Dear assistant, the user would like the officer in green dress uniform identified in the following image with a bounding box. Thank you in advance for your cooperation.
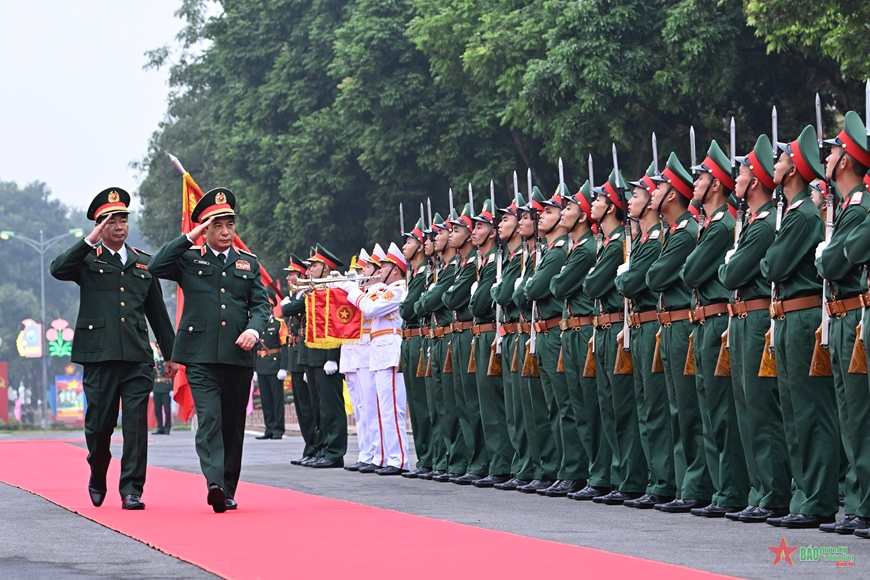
[468,199,513,488]
[684,140,750,517]
[647,152,714,513]
[443,203,490,484]
[524,186,588,498]
[417,212,466,481]
[149,187,271,512]
[491,195,538,490]
[512,188,559,493]
[254,291,289,440]
[51,188,177,510]
[551,182,612,500]
[400,218,434,478]
[152,353,173,434]
[761,125,838,528]
[718,134,792,523]
[585,168,647,505]
[616,166,678,509]
[817,111,870,534]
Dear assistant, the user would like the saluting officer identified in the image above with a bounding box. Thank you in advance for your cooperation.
[255,290,289,440]
[51,188,177,510]
[149,188,271,512]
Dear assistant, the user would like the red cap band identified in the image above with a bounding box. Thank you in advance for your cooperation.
[702,156,735,191]
[603,181,624,210]
[789,139,816,183]
[746,151,776,190]
[312,252,339,271]
[662,168,693,199]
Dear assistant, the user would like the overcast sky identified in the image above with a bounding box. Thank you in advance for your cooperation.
[0,0,186,211]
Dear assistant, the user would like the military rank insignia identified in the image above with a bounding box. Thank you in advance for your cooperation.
[135,263,148,270]
[236,260,251,271]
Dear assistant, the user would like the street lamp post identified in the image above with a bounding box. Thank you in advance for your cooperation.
[1,228,83,428]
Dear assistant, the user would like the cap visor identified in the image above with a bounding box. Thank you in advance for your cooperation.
[776,142,789,153]
[735,155,751,167]
[823,137,839,146]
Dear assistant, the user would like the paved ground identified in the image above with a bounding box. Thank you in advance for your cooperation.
[2,430,868,579]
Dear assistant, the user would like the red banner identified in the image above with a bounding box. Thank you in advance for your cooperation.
[304,288,363,349]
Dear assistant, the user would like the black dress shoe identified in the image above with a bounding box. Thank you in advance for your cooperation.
[624,493,648,508]
[402,467,432,479]
[568,486,611,501]
[376,465,407,476]
[344,461,366,472]
[152,430,166,435]
[300,456,321,467]
[855,528,870,538]
[741,506,788,523]
[225,498,238,510]
[311,457,344,469]
[358,463,379,473]
[208,485,227,513]
[659,498,709,513]
[121,494,145,510]
[255,434,272,440]
[633,494,675,509]
[291,456,312,466]
[434,472,462,482]
[453,473,483,485]
[594,490,644,505]
[820,514,855,533]
[545,479,587,497]
[421,470,443,481]
[835,516,869,535]
[691,503,745,518]
[495,478,528,491]
[537,480,563,496]
[726,505,756,521]
[88,486,106,507]
[473,474,512,488]
[781,513,836,529]
[516,479,555,494]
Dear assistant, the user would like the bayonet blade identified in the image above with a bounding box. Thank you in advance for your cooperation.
[588,154,595,189]
[612,143,622,189]
[866,79,870,145]
[730,117,737,166]
[427,197,433,228]
[558,157,565,189]
[816,93,824,144]
[420,203,425,233]
[399,202,405,234]
[652,133,659,175]
[449,188,454,217]
[468,183,474,216]
[490,180,496,221]
[689,126,697,168]
[513,170,520,207]
[772,106,778,157]
[527,168,532,199]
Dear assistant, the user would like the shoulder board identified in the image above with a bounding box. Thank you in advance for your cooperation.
[850,191,864,206]
[575,237,589,247]
[553,240,566,248]
[190,245,202,250]
[675,220,689,230]
[131,246,153,257]
[466,256,475,264]
[235,246,257,258]
[610,232,621,240]
[790,199,805,209]
[649,230,661,240]
[417,265,426,274]
[711,211,725,222]
[755,211,770,220]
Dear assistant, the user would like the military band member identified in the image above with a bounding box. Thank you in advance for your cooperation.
[761,126,837,528]
[149,188,270,512]
[683,141,749,517]
[585,169,647,505]
[719,134,791,523]
[255,290,289,440]
[51,188,177,510]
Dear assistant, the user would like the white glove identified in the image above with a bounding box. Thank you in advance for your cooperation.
[277,369,288,380]
[302,372,308,383]
[616,262,630,276]
[252,372,258,382]
[337,280,357,294]
[724,249,736,264]
[815,240,829,259]
[324,360,338,375]
[280,296,291,306]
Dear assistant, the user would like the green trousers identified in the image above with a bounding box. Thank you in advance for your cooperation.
[661,320,713,501]
[452,329,489,475]
[537,328,588,480]
[774,307,839,516]
[694,313,750,507]
[82,361,152,498]
[474,330,513,475]
[504,334,537,480]
[730,311,791,509]
[307,365,347,462]
[435,336,466,474]
[563,325,609,488]
[833,309,870,517]
[424,337,448,472]
[186,363,253,498]
[630,321,676,497]
[594,324,647,493]
[258,374,285,438]
[290,370,320,457]
[402,335,433,469]
[517,331,558,480]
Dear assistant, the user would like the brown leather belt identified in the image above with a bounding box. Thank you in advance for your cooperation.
[500,322,518,336]
[371,328,401,339]
[402,328,424,338]
[471,322,497,336]
[629,310,658,328]
[827,295,864,318]
[560,315,594,330]
[534,316,562,334]
[657,308,693,326]
[433,324,453,338]
[422,325,432,338]
[519,322,532,334]
[452,321,474,332]
[690,302,729,324]
[728,298,770,318]
[770,295,823,319]
[594,312,624,328]
[258,347,281,357]
[287,336,299,346]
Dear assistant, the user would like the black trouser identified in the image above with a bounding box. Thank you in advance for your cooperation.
[153,389,172,433]
[82,361,153,498]
[258,374,286,437]
[312,366,347,461]
[291,371,320,456]
[185,363,253,499]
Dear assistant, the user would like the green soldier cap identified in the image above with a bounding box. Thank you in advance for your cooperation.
[689,199,701,219]
[283,252,309,274]
[404,217,425,244]
[691,140,735,191]
[736,134,776,190]
[651,152,694,200]
[569,180,594,216]
[87,187,131,221]
[471,199,499,225]
[499,192,526,217]
[519,186,545,214]
[427,211,444,234]
[434,209,457,231]
[727,193,739,218]
[309,243,344,270]
[776,125,825,183]
[542,183,569,209]
[592,167,629,210]
[628,162,656,191]
[191,187,237,223]
[824,110,870,169]
[450,202,474,229]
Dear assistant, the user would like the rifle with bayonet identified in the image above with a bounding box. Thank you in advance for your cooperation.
[810,94,834,377]
[613,144,633,375]
[488,179,504,376]
[583,155,598,378]
[716,118,738,377]
[759,106,780,378]
[522,168,541,377]
[685,128,699,376]
[849,81,870,374]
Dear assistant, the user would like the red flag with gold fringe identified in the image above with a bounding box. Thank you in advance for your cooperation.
[304,288,363,349]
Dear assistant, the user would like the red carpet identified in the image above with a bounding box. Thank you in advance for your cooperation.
[0,440,734,580]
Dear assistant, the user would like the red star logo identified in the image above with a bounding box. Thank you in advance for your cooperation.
[769,536,799,566]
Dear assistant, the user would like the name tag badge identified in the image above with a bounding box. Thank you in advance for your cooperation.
[236,260,251,271]
[193,259,209,265]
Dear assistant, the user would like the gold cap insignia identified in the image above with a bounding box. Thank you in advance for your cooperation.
[215,192,227,204]
[108,191,120,203]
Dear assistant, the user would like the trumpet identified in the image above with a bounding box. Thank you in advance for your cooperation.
[293,274,377,289]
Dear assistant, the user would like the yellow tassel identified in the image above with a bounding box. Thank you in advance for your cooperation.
[416,348,425,378]
[684,332,696,376]
[487,340,503,376]
[848,327,867,374]
[651,327,664,373]
[510,339,519,373]
[583,336,596,378]
[714,330,731,377]
[809,326,833,377]
[444,341,454,373]
[758,328,777,377]
[613,331,633,375]
[467,342,477,374]
[557,347,565,373]
[521,343,539,377]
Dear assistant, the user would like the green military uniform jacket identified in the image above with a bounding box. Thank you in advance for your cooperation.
[817,185,870,299]
[682,204,735,306]
[647,212,698,310]
[512,247,539,319]
[50,239,176,364]
[255,314,289,374]
[149,236,270,367]
[470,248,498,324]
[616,223,662,311]
[401,262,428,328]
[525,235,570,319]
[550,231,596,317]
[492,244,524,323]
[417,258,457,327]
[718,200,776,299]
[443,249,477,322]
[585,226,626,314]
